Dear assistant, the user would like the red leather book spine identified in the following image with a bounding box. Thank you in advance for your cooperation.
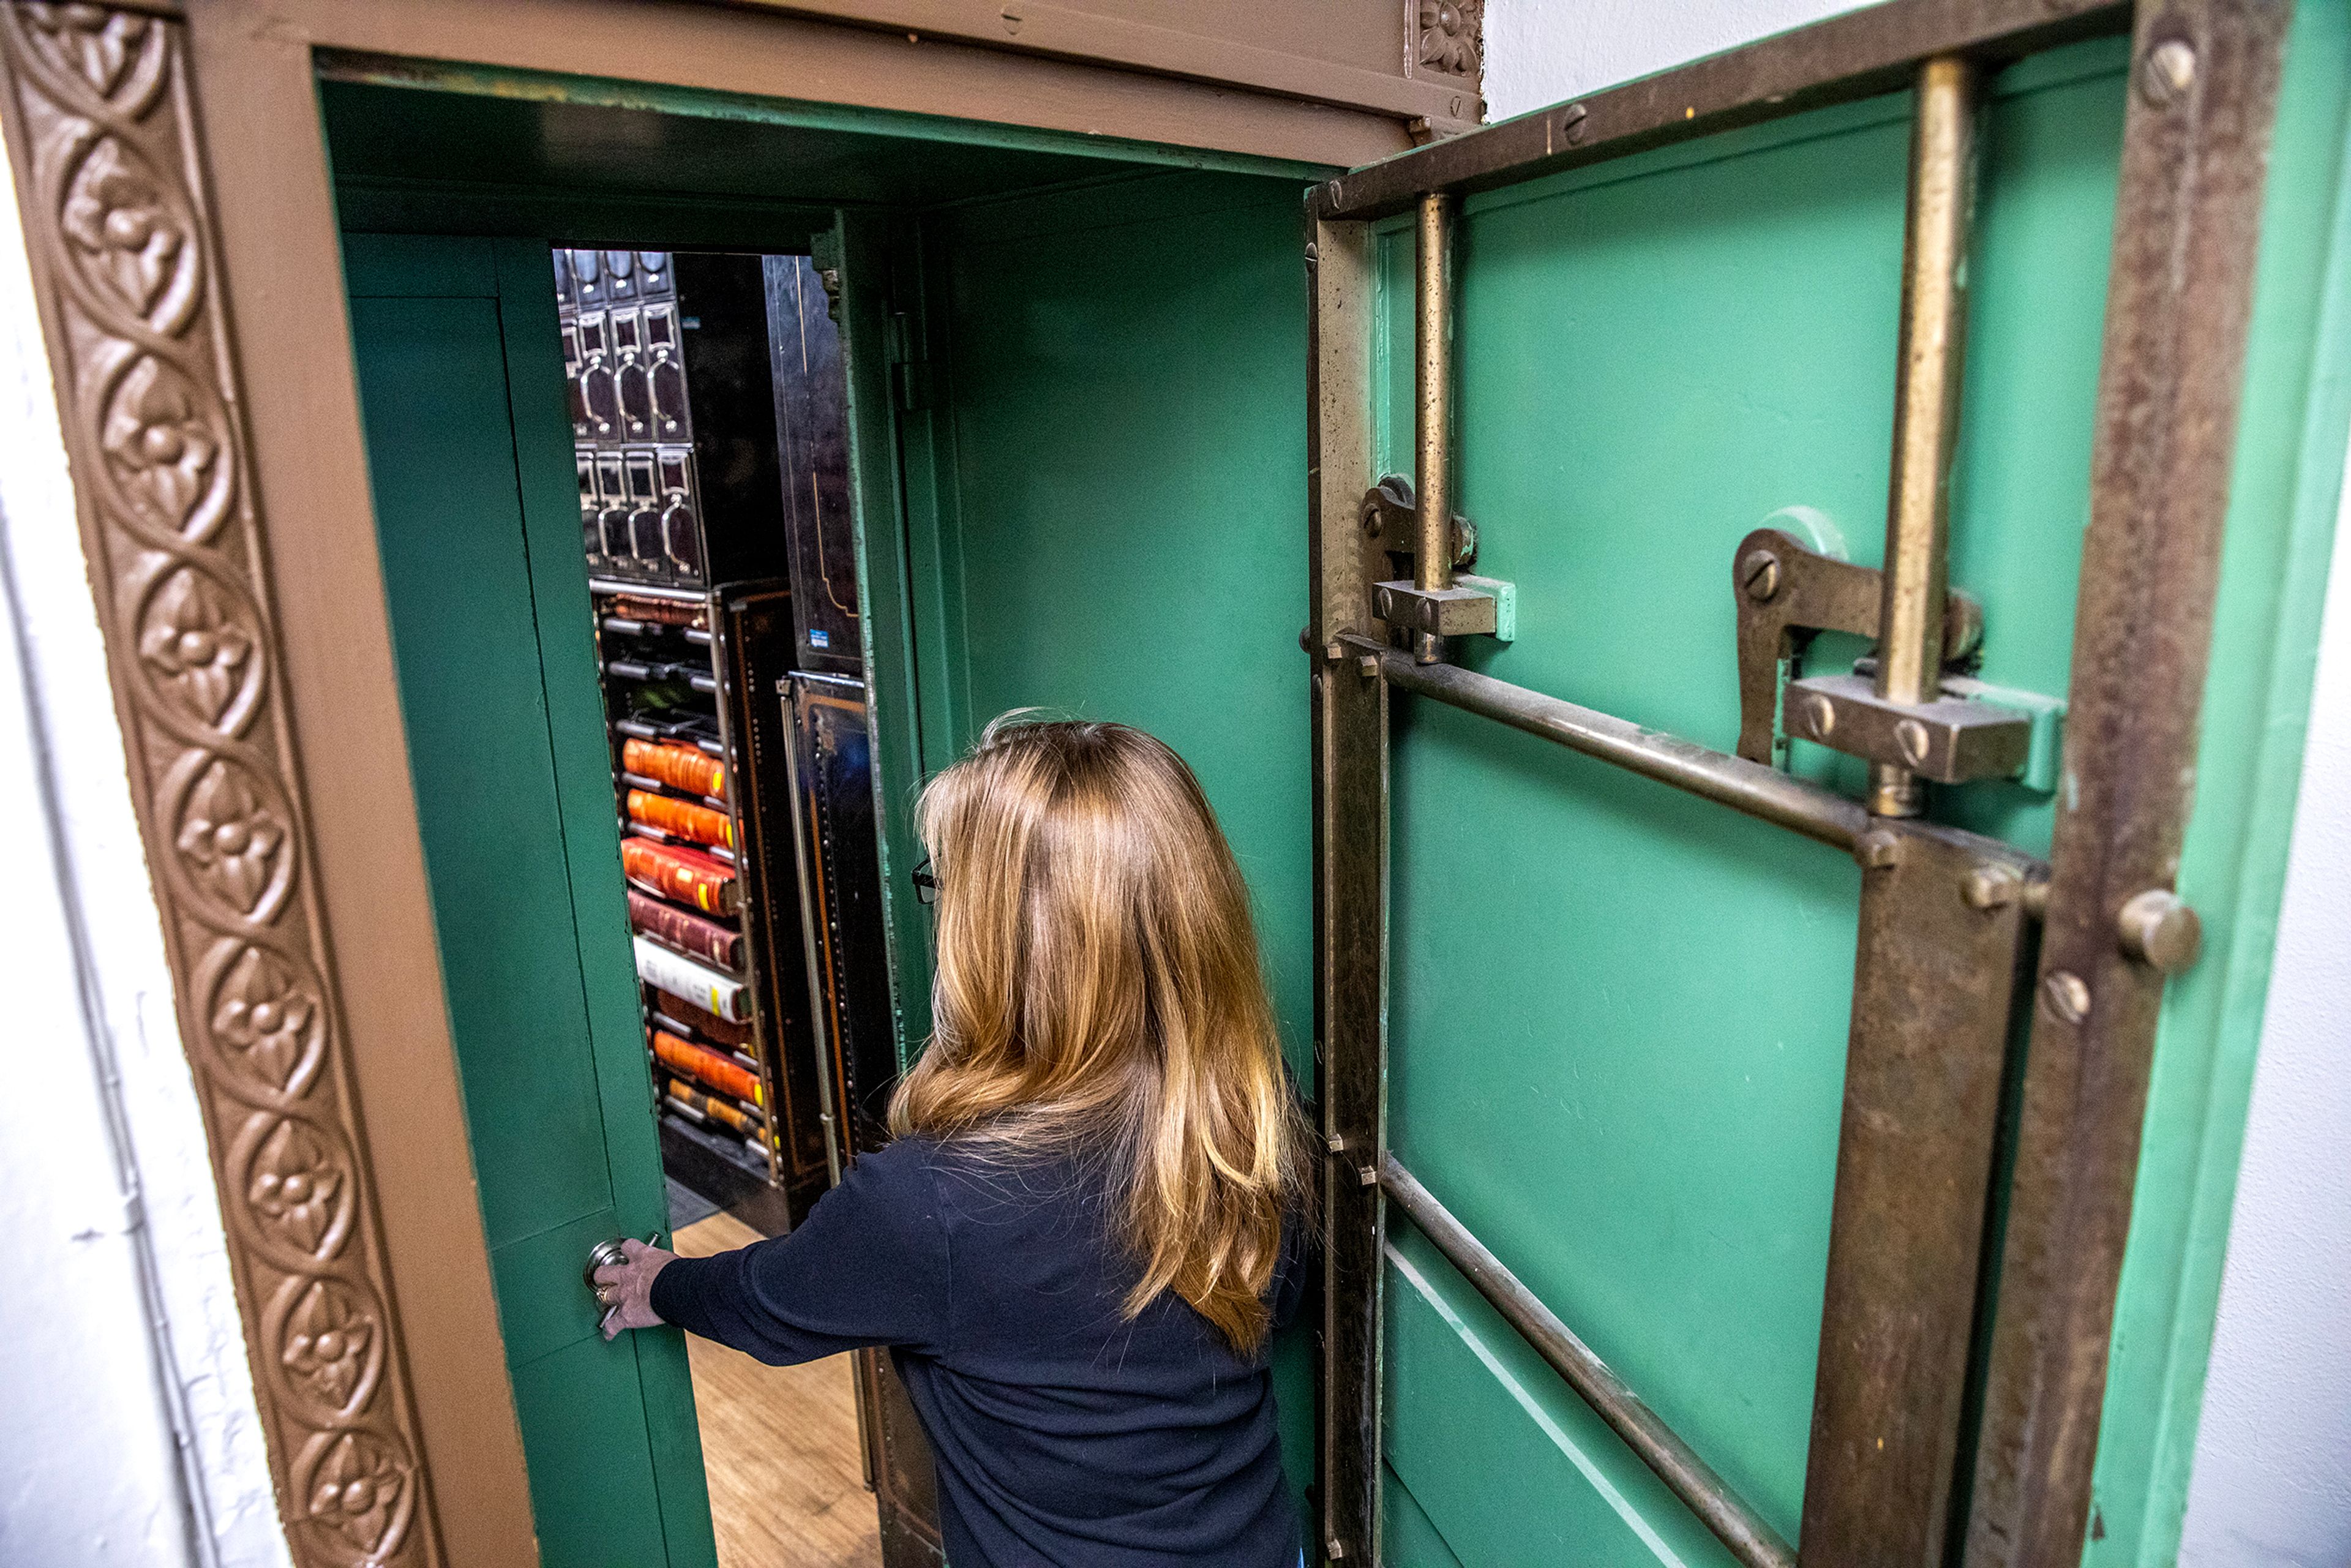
[650,991,754,1050]
[620,836,738,914]
[628,889,741,969]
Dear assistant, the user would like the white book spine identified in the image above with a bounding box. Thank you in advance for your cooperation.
[632,936,748,1022]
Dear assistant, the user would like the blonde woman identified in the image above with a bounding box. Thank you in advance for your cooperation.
[595,716,1315,1567]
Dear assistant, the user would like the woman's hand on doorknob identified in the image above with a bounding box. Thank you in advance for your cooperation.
[593,1238,675,1339]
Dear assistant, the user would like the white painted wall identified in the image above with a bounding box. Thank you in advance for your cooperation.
[0,130,290,1568]
[1483,0,1867,121]
[2177,451,2351,1568]
[1484,2,2351,1563]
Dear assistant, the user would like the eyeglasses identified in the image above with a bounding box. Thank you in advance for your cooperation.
[910,856,940,906]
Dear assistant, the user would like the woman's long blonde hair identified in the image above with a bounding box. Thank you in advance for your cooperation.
[888,715,1310,1354]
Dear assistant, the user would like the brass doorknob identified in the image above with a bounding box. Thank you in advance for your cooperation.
[583,1237,630,1290]
[582,1232,660,1291]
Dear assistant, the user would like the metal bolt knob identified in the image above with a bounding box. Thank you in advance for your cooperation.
[2118,888,2202,973]
[1854,828,1902,870]
[582,1237,630,1289]
[1963,865,2022,910]
[1740,549,1782,602]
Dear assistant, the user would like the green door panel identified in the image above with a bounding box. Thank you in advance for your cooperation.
[347,234,716,1568]
[1355,17,2351,1565]
[1370,43,2129,1550]
[1383,1467,1466,1568]
[1387,1226,1734,1568]
[510,1333,670,1568]
[353,293,623,1256]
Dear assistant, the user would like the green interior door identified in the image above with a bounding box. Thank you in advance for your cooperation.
[860,169,1328,1530]
[345,233,717,1568]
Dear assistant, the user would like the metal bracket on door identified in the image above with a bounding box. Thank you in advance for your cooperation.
[1362,475,1475,568]
[1731,525,1987,764]
[1362,476,1515,643]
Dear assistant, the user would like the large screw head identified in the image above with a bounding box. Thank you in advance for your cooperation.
[1374,587,1397,620]
[2041,970,2092,1024]
[1740,549,1782,602]
[1894,717,1933,768]
[1561,102,1590,144]
[1799,691,1836,739]
[2141,38,2195,106]
[2118,888,2202,973]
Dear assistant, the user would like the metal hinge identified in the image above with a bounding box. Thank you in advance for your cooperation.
[886,312,934,411]
[1362,473,1474,567]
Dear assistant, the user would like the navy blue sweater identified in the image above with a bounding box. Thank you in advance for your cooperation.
[650,1135,1307,1567]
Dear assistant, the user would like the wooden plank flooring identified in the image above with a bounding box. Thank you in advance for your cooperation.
[675,1212,881,1568]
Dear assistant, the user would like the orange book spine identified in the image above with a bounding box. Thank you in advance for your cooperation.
[665,1077,762,1138]
[651,1029,762,1107]
[627,789,734,850]
[621,737,727,800]
[620,836,737,915]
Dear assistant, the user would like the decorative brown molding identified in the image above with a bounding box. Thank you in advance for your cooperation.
[1409,0,1480,81]
[718,0,1467,129]
[0,7,440,1566]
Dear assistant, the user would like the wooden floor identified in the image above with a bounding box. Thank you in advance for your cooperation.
[674,1212,882,1568]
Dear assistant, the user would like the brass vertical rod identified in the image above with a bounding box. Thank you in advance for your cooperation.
[1414,190,1454,664]
[1871,54,1978,817]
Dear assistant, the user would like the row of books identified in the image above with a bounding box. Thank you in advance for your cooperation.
[595,597,779,1171]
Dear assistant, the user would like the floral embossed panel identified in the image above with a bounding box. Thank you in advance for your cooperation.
[0,7,443,1565]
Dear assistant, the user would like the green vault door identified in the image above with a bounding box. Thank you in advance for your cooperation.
[348,234,718,1568]
[1303,4,2350,1568]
